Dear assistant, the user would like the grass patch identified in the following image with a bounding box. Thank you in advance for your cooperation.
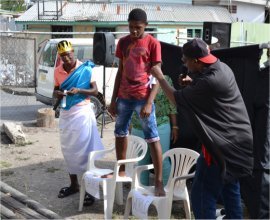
[0,161,12,168]
[15,141,33,147]
[15,157,30,161]
[46,167,60,173]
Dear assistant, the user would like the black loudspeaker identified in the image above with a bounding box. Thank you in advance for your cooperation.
[93,32,115,66]
[203,22,231,48]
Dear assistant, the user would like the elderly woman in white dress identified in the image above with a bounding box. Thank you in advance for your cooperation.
[53,40,104,206]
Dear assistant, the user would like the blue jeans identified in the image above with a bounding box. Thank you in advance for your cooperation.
[191,155,243,219]
[114,98,159,142]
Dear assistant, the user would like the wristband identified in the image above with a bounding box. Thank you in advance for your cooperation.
[77,88,81,93]
[172,126,179,129]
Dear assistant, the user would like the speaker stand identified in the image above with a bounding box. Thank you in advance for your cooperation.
[96,65,114,138]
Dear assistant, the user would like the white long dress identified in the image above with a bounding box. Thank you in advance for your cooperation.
[59,103,104,174]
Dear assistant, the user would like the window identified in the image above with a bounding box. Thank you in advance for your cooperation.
[187,29,193,38]
[39,42,57,67]
[39,43,93,67]
[51,26,73,38]
[187,29,202,38]
[220,5,237,14]
[145,28,157,38]
[195,29,201,38]
[73,45,93,62]
[96,27,116,33]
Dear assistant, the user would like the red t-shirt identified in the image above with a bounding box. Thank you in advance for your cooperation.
[115,34,161,100]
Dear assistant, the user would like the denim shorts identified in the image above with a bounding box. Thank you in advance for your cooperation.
[114,98,160,143]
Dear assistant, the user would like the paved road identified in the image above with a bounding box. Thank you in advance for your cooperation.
[0,89,48,126]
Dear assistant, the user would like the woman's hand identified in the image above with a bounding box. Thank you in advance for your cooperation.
[67,87,80,95]
[171,126,179,144]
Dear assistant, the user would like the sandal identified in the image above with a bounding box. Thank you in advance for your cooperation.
[58,186,79,198]
[83,193,95,206]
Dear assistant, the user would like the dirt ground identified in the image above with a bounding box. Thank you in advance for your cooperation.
[1,120,188,219]
[1,121,120,219]
[0,86,186,219]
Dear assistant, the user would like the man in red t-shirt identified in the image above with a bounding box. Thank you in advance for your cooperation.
[109,8,165,196]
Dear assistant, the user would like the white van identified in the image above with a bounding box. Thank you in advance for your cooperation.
[35,38,118,115]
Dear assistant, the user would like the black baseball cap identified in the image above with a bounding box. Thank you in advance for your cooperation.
[183,38,217,64]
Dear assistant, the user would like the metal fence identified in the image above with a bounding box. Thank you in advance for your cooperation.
[0,31,111,123]
[0,33,47,124]
[0,35,36,87]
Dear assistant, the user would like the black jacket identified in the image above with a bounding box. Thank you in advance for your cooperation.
[174,60,253,183]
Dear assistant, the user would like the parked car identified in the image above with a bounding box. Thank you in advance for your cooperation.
[35,38,118,116]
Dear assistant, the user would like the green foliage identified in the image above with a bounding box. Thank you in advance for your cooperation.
[1,0,26,12]
[0,161,12,168]
[46,167,60,173]
[15,156,31,161]
[15,141,33,147]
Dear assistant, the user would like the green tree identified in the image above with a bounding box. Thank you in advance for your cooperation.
[0,0,26,12]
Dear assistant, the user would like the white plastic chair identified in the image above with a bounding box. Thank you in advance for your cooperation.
[124,148,199,219]
[78,135,148,219]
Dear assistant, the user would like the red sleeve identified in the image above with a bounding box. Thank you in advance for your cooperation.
[151,38,161,63]
[115,39,123,59]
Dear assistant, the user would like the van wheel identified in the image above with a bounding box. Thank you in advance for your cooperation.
[90,96,103,117]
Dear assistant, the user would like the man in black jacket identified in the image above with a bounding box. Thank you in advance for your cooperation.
[240,48,269,219]
[151,38,253,219]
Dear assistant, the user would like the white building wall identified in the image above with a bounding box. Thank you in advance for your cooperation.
[233,0,266,6]
[232,2,266,22]
[193,0,267,23]
[84,0,192,3]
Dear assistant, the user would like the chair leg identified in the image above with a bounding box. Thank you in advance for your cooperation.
[124,192,132,219]
[115,182,123,205]
[103,181,115,219]
[183,199,191,219]
[183,190,191,220]
[157,206,171,219]
[78,178,86,211]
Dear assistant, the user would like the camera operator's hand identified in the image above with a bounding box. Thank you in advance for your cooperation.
[178,74,192,87]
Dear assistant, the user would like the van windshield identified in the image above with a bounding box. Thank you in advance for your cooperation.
[73,45,93,62]
[39,43,93,67]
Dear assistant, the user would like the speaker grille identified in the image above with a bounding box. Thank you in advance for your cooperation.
[93,33,106,65]
[93,32,115,66]
[203,22,231,49]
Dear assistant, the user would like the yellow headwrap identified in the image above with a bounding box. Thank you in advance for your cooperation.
[57,40,73,54]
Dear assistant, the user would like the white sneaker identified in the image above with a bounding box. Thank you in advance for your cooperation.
[216,208,226,219]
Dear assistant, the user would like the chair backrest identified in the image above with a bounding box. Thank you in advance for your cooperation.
[163,148,199,190]
[125,135,148,176]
